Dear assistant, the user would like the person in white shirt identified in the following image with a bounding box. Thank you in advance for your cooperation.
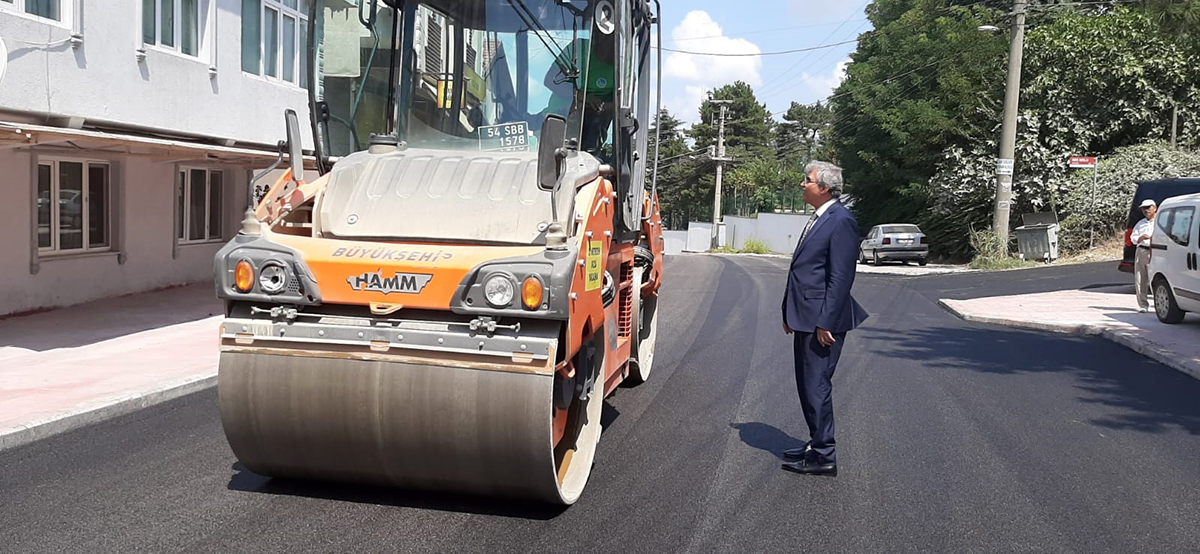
[1132,199,1158,313]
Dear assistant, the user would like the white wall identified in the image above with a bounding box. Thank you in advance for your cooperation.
[688,213,810,254]
[686,222,725,252]
[662,230,687,255]
[0,0,312,148]
[0,148,249,315]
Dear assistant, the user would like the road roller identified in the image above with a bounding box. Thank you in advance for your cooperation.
[213,0,665,504]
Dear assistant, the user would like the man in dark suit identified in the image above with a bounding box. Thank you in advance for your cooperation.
[780,161,869,476]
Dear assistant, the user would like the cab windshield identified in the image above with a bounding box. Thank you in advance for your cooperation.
[311,0,595,158]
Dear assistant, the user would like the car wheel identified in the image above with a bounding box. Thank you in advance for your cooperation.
[1154,277,1186,324]
[918,258,928,267]
[872,250,880,266]
[859,249,868,265]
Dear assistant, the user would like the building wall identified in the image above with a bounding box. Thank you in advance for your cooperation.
[0,0,312,148]
[0,148,249,315]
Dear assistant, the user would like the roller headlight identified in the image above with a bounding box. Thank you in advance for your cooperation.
[258,262,289,294]
[484,274,515,307]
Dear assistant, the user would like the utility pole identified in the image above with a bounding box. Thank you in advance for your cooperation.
[710,100,733,250]
[1171,101,1179,148]
[992,0,1027,249]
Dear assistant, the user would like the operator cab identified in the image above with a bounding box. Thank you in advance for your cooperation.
[301,0,655,242]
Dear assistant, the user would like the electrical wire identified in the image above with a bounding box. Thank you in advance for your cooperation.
[671,19,869,42]
[655,39,860,57]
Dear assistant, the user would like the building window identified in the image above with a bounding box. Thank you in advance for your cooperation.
[143,0,203,56]
[1,0,63,22]
[177,168,224,243]
[242,0,308,86]
[37,159,110,253]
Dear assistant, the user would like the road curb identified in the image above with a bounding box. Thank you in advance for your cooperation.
[938,300,1200,382]
[0,374,217,453]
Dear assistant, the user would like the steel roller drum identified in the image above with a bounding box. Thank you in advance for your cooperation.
[218,348,602,505]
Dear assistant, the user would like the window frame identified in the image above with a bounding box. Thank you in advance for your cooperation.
[0,0,72,27]
[176,166,226,245]
[1160,206,1195,247]
[35,157,112,256]
[143,0,204,57]
[242,0,309,86]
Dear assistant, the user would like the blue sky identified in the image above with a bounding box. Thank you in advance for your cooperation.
[654,0,872,124]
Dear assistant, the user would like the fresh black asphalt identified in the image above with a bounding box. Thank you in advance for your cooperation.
[2,256,1197,553]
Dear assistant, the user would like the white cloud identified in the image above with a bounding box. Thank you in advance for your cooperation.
[800,59,850,100]
[662,11,762,122]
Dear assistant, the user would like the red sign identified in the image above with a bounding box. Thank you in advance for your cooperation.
[1069,156,1097,168]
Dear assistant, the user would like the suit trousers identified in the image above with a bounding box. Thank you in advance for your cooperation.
[793,330,846,464]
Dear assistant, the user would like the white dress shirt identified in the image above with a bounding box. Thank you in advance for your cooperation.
[814,198,837,218]
[1132,217,1154,247]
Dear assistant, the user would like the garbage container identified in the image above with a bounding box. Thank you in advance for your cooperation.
[1014,212,1060,262]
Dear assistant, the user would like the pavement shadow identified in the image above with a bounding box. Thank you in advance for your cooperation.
[227,463,568,520]
[863,325,1200,436]
[729,422,805,461]
[0,284,221,352]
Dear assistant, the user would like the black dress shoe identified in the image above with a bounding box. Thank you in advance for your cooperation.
[781,459,837,476]
[782,443,810,460]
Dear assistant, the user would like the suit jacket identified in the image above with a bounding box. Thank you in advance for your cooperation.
[782,200,870,334]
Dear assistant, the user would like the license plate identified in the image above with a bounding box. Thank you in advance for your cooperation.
[900,239,913,245]
[479,122,530,152]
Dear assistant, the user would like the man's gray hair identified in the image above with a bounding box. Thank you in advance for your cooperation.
[805,161,844,197]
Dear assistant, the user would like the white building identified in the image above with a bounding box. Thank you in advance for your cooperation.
[0,0,313,316]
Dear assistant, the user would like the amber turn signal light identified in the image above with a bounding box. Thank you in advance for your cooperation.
[234,260,255,293]
[521,276,544,310]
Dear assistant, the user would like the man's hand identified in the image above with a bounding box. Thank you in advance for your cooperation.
[1138,234,1150,243]
[783,321,793,335]
[817,328,836,347]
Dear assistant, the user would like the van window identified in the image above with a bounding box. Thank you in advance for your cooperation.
[1159,207,1195,247]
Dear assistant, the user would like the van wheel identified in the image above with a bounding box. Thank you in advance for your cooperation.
[1154,277,1186,324]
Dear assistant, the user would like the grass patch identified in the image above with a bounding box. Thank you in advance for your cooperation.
[741,238,771,254]
[968,227,1036,270]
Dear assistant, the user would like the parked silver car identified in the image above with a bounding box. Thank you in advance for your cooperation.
[860,224,929,266]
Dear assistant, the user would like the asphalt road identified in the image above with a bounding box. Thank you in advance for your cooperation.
[3,255,1199,553]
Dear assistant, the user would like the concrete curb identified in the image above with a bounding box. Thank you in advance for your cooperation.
[0,374,217,453]
[938,300,1200,382]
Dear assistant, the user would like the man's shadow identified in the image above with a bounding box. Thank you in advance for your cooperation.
[729,422,804,461]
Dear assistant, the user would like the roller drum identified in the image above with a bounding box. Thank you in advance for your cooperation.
[218,349,601,504]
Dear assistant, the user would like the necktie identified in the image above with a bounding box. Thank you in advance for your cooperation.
[797,213,819,249]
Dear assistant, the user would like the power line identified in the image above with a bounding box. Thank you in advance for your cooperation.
[656,39,860,57]
[756,1,871,95]
[671,19,869,42]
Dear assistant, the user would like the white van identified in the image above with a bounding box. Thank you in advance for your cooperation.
[1148,193,1200,323]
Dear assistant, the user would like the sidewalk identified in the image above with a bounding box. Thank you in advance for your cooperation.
[940,285,1200,381]
[0,284,221,451]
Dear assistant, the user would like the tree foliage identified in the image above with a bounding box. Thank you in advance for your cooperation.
[921,7,1200,256]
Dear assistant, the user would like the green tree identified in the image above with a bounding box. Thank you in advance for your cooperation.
[776,100,834,166]
[647,108,706,229]
[689,81,775,158]
[829,0,1007,236]
[924,7,1200,256]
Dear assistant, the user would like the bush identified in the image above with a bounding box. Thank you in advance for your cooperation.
[1058,141,1200,254]
[741,238,771,254]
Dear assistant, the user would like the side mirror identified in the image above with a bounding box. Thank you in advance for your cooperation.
[538,114,567,191]
[284,109,304,182]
